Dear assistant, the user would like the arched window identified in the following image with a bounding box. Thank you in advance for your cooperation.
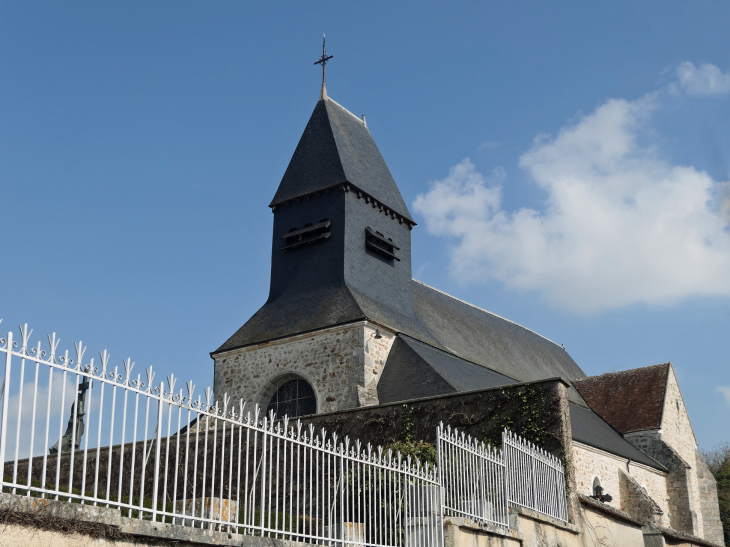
[265,378,317,420]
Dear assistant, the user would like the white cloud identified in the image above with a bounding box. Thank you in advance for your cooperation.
[719,386,730,405]
[479,140,500,150]
[413,94,730,313]
[676,62,730,96]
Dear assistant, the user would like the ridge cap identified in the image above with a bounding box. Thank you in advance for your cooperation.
[325,96,368,126]
[412,279,564,349]
[575,363,671,384]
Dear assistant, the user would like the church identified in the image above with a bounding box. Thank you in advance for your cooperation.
[210,80,725,546]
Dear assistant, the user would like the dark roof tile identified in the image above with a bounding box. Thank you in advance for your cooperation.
[271,97,413,222]
[570,403,666,470]
[574,364,670,434]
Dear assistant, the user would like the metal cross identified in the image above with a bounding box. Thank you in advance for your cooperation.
[314,33,333,84]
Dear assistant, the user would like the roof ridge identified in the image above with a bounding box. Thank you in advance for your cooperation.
[325,96,367,126]
[575,363,671,383]
[412,279,564,349]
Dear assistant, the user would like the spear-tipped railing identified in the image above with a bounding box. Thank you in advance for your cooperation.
[1,320,568,545]
[0,321,443,547]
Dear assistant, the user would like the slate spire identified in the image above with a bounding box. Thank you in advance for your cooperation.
[270,95,414,223]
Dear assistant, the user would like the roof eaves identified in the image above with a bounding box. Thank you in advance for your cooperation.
[210,318,369,357]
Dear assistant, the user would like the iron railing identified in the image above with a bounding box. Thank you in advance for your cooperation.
[503,429,568,522]
[0,322,442,547]
[437,424,509,527]
[1,320,568,546]
[437,425,568,525]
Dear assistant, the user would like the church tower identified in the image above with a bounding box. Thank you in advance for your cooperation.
[212,78,584,419]
[211,85,417,415]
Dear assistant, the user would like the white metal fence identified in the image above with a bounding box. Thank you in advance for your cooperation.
[503,430,568,522]
[436,425,568,526]
[1,321,568,546]
[437,425,509,527]
[0,323,442,547]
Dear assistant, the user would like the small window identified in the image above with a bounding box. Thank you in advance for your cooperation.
[266,378,317,420]
[281,219,331,250]
[365,227,400,261]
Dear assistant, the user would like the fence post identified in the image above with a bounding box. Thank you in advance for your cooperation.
[502,430,510,526]
[437,426,445,547]
[0,331,12,488]
[339,442,344,547]
[260,416,268,537]
[529,445,537,512]
[152,381,164,522]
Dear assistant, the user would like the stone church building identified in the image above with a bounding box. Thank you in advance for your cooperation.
[211,83,724,546]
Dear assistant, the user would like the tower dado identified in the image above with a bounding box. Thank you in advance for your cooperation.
[213,322,395,415]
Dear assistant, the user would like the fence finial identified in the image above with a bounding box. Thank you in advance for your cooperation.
[123,357,134,384]
[145,365,154,391]
[19,324,33,352]
[48,332,60,362]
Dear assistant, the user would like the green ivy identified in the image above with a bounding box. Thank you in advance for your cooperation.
[387,440,437,467]
[480,386,551,450]
[401,404,415,443]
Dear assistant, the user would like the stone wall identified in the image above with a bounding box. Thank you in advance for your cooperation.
[212,322,395,414]
[696,456,726,546]
[297,378,573,461]
[660,367,699,471]
[620,365,723,544]
[626,430,700,535]
[661,367,705,537]
[572,441,669,526]
[620,468,665,525]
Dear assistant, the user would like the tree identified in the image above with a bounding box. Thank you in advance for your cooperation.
[700,442,730,544]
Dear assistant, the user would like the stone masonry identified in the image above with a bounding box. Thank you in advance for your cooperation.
[212,322,395,414]
[572,441,670,526]
[622,365,724,543]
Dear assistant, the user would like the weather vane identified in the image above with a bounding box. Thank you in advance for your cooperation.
[314,34,333,85]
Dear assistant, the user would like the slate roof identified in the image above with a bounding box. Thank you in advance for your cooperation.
[570,402,666,470]
[270,97,414,222]
[216,277,588,402]
[573,364,670,434]
[408,281,587,389]
[377,335,514,404]
[216,285,365,352]
[375,338,666,471]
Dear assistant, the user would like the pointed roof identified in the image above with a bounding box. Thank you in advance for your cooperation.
[270,96,414,222]
[573,363,671,434]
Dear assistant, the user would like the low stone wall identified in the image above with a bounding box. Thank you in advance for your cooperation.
[2,490,720,547]
[297,378,573,461]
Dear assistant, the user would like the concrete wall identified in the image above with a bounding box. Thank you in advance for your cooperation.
[444,506,645,547]
[212,322,395,413]
[580,504,645,547]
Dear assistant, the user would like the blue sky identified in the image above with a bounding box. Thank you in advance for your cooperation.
[1,2,729,448]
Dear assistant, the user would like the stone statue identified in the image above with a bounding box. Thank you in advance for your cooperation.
[49,380,90,455]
